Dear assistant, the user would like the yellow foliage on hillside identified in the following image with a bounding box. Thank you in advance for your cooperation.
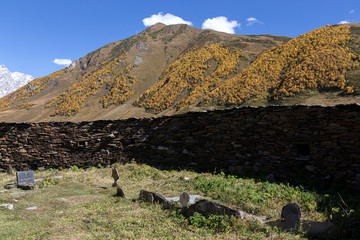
[47,54,136,116]
[100,64,136,108]
[135,43,243,113]
[204,24,359,105]
[0,69,67,111]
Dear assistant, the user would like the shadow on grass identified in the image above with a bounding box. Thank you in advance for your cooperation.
[146,163,360,240]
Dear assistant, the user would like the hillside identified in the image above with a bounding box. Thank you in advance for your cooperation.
[0,23,359,122]
[203,24,360,107]
[0,23,288,122]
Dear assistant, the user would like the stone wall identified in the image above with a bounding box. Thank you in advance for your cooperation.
[1,104,360,188]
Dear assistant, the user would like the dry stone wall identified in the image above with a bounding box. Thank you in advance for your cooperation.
[1,104,360,188]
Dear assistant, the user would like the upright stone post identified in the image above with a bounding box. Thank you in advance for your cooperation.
[112,168,119,187]
[6,165,13,175]
[111,168,124,197]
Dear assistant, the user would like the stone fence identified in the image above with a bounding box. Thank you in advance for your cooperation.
[1,104,359,188]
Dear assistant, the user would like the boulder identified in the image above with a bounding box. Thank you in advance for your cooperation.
[302,220,338,238]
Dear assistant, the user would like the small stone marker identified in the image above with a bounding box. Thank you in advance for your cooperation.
[114,182,125,197]
[7,165,13,175]
[281,203,301,230]
[112,168,119,187]
[111,168,124,197]
[16,171,35,187]
[180,192,190,208]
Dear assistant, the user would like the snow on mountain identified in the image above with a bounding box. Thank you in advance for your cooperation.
[0,65,34,98]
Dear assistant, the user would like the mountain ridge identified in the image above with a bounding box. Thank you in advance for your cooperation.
[0,23,359,122]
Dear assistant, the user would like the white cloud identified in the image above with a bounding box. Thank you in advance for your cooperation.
[201,16,240,34]
[53,58,72,66]
[142,12,192,27]
[349,9,355,14]
[247,17,263,26]
[338,20,350,24]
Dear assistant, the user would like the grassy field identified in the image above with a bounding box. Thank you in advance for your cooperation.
[0,163,359,239]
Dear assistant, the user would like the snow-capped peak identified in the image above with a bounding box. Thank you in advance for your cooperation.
[0,65,34,98]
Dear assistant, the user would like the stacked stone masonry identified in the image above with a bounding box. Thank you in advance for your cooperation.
[0,104,359,188]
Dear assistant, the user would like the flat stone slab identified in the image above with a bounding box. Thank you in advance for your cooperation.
[165,195,202,205]
[183,199,242,218]
[52,176,63,179]
[10,191,32,195]
[25,206,38,210]
[0,204,14,210]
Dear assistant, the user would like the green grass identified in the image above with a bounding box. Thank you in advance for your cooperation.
[0,163,358,239]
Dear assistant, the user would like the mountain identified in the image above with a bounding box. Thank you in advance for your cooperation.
[0,65,33,98]
[0,23,359,122]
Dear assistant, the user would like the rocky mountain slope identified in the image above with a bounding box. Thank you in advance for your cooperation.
[0,23,359,122]
[0,65,33,98]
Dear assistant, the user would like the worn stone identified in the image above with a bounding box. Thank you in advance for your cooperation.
[4,183,17,190]
[139,190,172,208]
[17,185,33,190]
[302,220,337,238]
[6,165,13,175]
[16,171,35,187]
[10,191,32,195]
[114,182,125,198]
[112,168,119,187]
[180,192,190,208]
[0,204,14,210]
[281,203,301,230]
[184,199,241,218]
[166,195,202,205]
[25,206,38,210]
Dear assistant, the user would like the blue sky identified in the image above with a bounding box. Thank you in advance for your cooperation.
[1,0,359,78]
